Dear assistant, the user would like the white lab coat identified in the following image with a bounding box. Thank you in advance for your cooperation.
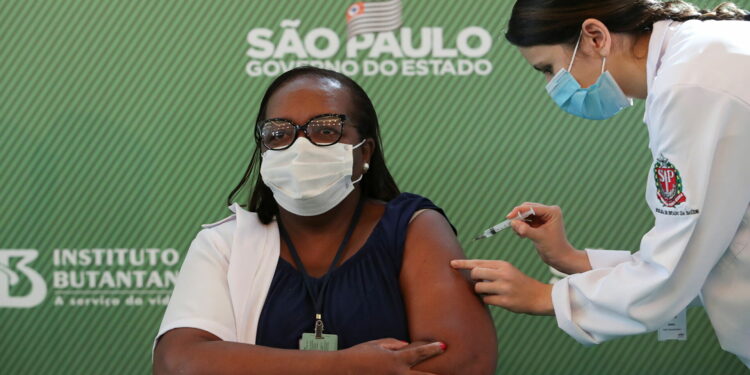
[551,19,750,368]
[155,204,280,348]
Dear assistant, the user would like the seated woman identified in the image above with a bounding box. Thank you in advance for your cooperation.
[153,66,497,375]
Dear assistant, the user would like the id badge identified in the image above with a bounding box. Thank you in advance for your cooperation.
[657,309,687,341]
[299,332,338,351]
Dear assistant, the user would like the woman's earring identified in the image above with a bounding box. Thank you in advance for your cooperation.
[363,162,370,173]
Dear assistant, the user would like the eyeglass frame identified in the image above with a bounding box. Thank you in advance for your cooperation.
[257,113,355,151]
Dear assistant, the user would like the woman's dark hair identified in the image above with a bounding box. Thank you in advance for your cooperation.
[226,66,400,224]
[506,0,750,47]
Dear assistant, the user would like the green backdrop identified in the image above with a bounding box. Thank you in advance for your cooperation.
[1,1,748,373]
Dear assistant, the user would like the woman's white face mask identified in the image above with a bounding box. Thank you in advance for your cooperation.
[260,137,366,216]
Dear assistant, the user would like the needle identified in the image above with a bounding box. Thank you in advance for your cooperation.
[473,208,536,241]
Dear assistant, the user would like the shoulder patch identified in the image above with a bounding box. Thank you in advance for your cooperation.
[654,155,686,208]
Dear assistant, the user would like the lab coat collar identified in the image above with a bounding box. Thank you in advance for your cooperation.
[645,20,680,123]
[201,203,242,229]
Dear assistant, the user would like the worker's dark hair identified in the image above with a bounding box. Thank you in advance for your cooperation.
[226,66,400,224]
[506,0,750,47]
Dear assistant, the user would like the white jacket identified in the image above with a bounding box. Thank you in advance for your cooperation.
[155,204,280,346]
[552,20,750,368]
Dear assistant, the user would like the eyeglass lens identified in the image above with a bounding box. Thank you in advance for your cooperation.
[260,116,343,149]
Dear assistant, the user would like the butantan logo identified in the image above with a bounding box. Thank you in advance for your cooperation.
[245,1,494,77]
[0,249,47,308]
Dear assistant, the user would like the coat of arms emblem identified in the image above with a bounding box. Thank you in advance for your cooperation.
[654,155,686,208]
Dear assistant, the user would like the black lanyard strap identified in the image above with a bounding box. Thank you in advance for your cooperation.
[278,197,365,321]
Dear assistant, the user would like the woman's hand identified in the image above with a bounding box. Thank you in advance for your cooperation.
[506,203,592,274]
[338,339,446,375]
[450,259,554,315]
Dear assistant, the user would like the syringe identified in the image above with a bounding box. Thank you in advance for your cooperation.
[473,208,536,241]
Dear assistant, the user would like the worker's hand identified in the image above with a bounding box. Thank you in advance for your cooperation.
[339,339,445,375]
[506,203,592,274]
[450,259,553,315]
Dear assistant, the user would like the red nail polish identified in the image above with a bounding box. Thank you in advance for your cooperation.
[439,342,447,351]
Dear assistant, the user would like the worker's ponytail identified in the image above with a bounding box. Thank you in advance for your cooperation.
[506,1,750,47]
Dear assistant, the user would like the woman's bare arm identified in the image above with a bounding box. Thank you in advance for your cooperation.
[400,209,499,375]
[153,327,445,375]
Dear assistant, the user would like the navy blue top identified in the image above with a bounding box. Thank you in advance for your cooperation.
[255,193,453,349]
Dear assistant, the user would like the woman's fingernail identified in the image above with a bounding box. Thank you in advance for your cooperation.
[439,342,447,351]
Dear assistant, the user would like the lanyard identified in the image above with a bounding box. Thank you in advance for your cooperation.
[277,198,365,336]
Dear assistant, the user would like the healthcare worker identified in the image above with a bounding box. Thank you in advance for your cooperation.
[451,0,750,367]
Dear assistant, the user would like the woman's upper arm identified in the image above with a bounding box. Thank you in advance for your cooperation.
[400,209,498,375]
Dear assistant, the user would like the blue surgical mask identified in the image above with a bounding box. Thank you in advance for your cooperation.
[545,33,633,120]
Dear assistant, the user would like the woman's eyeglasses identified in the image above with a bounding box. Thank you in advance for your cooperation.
[258,113,347,150]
